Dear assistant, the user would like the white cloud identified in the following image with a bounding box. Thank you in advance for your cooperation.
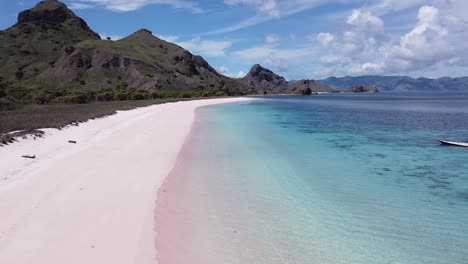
[177,37,233,57]
[263,57,288,72]
[347,9,384,34]
[70,0,203,13]
[315,5,468,76]
[224,0,280,17]
[320,55,341,66]
[265,34,280,44]
[231,44,319,73]
[217,65,229,75]
[100,33,124,40]
[156,35,180,43]
[236,71,246,78]
[347,62,385,75]
[69,2,94,10]
[315,32,335,47]
[232,45,316,60]
[368,0,433,16]
[206,0,325,35]
[217,66,246,78]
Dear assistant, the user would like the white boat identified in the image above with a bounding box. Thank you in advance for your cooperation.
[438,139,468,147]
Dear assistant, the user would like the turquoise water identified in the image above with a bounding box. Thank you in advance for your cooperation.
[155,93,468,263]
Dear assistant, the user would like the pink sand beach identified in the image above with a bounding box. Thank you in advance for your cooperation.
[0,98,252,264]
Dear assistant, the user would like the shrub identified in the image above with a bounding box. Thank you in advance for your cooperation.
[97,91,115,101]
[62,88,96,103]
[215,91,226,97]
[63,93,88,104]
[200,90,215,97]
[116,89,130,101]
[130,90,150,100]
[0,96,17,111]
[178,91,193,98]
[155,90,180,98]
[53,89,66,98]
[6,86,29,100]
[116,82,128,89]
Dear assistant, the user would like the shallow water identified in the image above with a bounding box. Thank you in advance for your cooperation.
[155,93,468,263]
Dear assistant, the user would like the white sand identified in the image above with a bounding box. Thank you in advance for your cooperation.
[0,98,253,264]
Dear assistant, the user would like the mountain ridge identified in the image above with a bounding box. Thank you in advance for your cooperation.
[0,0,247,98]
[317,75,468,91]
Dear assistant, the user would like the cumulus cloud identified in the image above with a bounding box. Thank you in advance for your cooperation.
[69,0,203,13]
[217,66,246,78]
[368,0,432,16]
[315,32,335,47]
[316,5,468,76]
[217,66,229,75]
[347,9,384,34]
[177,37,233,57]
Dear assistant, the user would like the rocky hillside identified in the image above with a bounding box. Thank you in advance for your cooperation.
[288,79,336,94]
[0,0,246,97]
[0,0,100,85]
[34,28,244,95]
[318,75,468,92]
[239,64,289,94]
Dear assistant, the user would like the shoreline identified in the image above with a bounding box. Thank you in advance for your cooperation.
[0,97,254,264]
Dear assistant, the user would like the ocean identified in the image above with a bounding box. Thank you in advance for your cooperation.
[155,92,468,263]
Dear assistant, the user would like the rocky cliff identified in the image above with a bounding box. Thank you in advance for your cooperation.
[287,79,336,95]
[239,64,289,94]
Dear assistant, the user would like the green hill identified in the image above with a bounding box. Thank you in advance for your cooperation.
[0,0,246,103]
[0,0,100,85]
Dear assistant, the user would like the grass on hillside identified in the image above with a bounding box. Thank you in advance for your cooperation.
[0,98,208,144]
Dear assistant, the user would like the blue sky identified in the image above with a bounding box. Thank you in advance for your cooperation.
[1,0,468,80]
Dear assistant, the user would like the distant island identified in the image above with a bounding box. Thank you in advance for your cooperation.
[343,84,379,93]
[317,76,468,92]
